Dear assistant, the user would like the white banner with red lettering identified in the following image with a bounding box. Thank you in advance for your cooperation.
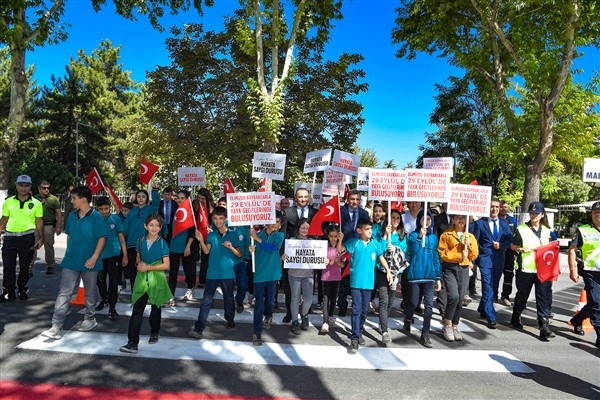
[329,149,360,177]
[283,239,328,269]
[446,183,492,218]
[303,149,332,173]
[322,168,345,196]
[368,169,405,201]
[252,152,286,181]
[226,192,276,226]
[423,157,454,177]
[177,167,206,186]
[403,169,451,203]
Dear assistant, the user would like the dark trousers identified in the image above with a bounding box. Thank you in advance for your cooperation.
[194,278,235,332]
[281,268,292,318]
[198,251,209,285]
[376,269,395,332]
[128,293,161,345]
[2,234,35,294]
[350,288,371,340]
[234,261,248,304]
[405,281,435,334]
[322,280,340,322]
[253,280,277,334]
[97,255,120,308]
[168,252,196,296]
[571,271,600,328]
[469,265,478,294]
[443,264,469,325]
[336,275,351,315]
[501,249,516,299]
[314,269,323,304]
[125,247,138,289]
[513,269,552,319]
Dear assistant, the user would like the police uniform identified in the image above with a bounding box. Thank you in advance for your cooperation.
[0,174,43,301]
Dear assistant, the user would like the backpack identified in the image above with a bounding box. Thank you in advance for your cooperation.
[384,245,409,276]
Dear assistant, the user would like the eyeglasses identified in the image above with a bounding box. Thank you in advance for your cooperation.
[41,187,50,190]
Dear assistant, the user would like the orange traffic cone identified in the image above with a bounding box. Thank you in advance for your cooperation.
[569,289,592,328]
[70,279,85,305]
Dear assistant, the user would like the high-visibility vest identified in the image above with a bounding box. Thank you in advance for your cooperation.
[517,224,551,273]
[579,224,600,272]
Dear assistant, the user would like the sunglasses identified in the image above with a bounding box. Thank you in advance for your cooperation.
[41,187,50,190]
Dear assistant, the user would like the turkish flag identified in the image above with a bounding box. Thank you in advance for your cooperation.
[535,240,560,283]
[258,178,268,192]
[223,178,236,195]
[470,179,479,185]
[307,196,341,237]
[390,201,403,212]
[344,184,350,201]
[140,158,159,184]
[173,198,196,238]
[196,200,209,240]
[104,181,123,210]
[86,168,104,195]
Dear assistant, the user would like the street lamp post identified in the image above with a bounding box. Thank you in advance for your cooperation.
[75,121,91,180]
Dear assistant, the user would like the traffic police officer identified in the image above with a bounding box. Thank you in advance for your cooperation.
[0,174,44,301]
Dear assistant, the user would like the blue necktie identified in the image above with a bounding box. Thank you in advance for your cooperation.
[492,219,498,240]
[165,201,171,225]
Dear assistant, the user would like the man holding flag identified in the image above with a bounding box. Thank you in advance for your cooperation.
[510,202,557,341]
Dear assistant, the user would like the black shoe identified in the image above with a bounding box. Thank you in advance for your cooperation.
[108,309,119,320]
[348,339,359,354]
[282,314,292,323]
[573,325,585,336]
[358,336,366,346]
[415,305,424,315]
[236,301,244,314]
[300,315,309,330]
[263,315,272,330]
[148,334,159,344]
[486,320,498,329]
[419,334,432,348]
[511,315,523,330]
[252,333,263,346]
[46,266,54,275]
[403,319,411,333]
[188,328,203,339]
[18,287,29,300]
[0,291,16,303]
[119,342,138,353]
[95,301,108,311]
[291,321,301,335]
[226,319,236,329]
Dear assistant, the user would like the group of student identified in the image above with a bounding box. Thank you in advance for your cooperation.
[39,183,565,355]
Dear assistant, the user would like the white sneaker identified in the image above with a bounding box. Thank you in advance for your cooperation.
[320,323,329,333]
[184,288,194,301]
[41,325,63,340]
[382,331,391,344]
[79,318,98,332]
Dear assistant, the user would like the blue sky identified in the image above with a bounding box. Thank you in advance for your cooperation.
[28,0,599,169]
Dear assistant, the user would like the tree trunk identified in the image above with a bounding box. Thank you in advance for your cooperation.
[520,101,554,221]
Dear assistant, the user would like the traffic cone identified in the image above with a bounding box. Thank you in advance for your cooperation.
[70,279,85,305]
[569,289,592,328]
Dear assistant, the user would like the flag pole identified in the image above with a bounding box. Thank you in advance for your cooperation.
[388,201,392,245]
[422,201,428,248]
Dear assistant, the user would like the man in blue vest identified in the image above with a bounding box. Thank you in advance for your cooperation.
[568,201,600,348]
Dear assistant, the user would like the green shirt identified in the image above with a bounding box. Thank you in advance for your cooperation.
[35,193,61,225]
[2,195,43,232]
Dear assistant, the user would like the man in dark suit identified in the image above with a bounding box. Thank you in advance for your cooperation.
[337,189,370,317]
[471,198,512,329]
[279,188,317,322]
[158,187,177,245]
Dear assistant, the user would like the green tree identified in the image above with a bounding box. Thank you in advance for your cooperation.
[392,1,600,216]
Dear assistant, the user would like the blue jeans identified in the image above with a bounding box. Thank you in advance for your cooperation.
[234,261,248,304]
[52,268,99,328]
[350,288,371,340]
[194,278,235,332]
[253,280,277,334]
[405,281,434,334]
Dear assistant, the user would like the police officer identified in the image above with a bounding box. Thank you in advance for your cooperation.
[510,201,555,341]
[568,201,600,348]
[0,174,44,301]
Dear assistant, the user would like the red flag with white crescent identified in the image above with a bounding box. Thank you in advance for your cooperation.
[535,240,560,283]
[140,158,159,184]
[173,198,195,238]
[307,196,341,237]
[223,177,236,195]
[344,184,350,201]
[196,200,209,239]
[86,168,104,195]
[258,178,268,192]
[104,181,123,210]
[390,201,403,212]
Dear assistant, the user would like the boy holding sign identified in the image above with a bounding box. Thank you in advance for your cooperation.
[336,218,392,354]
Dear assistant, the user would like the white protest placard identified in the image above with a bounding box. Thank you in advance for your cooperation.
[404,169,451,203]
[227,192,276,226]
[423,157,454,177]
[177,167,206,186]
[322,168,345,196]
[303,149,332,173]
[368,169,405,201]
[583,158,600,182]
[329,149,360,177]
[252,152,287,181]
[283,239,328,270]
[356,167,370,191]
[294,182,323,206]
[446,184,492,218]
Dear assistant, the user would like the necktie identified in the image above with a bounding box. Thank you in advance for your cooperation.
[351,210,357,229]
[492,219,498,240]
[165,201,171,225]
[301,207,306,219]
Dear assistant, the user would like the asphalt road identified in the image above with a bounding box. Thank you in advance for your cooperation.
[0,234,598,400]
